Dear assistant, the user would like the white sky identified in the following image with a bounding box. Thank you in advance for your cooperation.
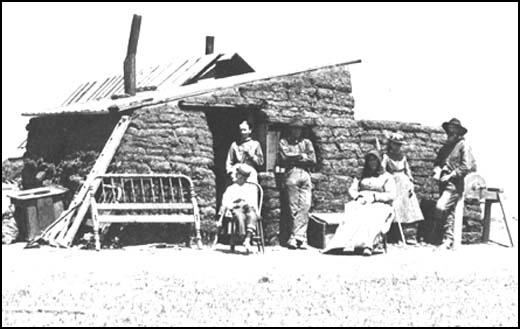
[2,2,518,215]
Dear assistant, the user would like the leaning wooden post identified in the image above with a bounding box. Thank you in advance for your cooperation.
[124,14,142,96]
[189,183,203,249]
[90,185,100,251]
[482,199,493,243]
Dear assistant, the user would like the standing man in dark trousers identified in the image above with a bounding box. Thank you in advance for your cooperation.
[432,118,476,249]
[278,117,316,249]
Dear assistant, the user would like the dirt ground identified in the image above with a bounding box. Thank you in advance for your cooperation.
[2,235,518,327]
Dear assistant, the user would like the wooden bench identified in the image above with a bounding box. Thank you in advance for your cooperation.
[89,174,202,250]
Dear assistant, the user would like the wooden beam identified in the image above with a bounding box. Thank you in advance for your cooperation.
[124,14,142,95]
[96,203,193,211]
[98,214,195,223]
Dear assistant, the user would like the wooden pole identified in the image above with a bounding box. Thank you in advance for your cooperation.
[497,193,514,247]
[124,14,142,95]
[482,200,493,243]
[205,36,214,55]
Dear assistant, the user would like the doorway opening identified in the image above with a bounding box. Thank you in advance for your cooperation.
[205,108,266,211]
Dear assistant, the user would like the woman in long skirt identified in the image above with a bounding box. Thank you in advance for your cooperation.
[323,150,396,256]
[381,133,424,244]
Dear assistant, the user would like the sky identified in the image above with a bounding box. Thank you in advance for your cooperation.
[2,2,518,215]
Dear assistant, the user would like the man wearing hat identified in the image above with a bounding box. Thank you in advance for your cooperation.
[217,164,260,253]
[278,116,317,249]
[432,118,476,249]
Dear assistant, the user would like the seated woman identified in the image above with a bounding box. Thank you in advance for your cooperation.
[323,150,396,256]
[216,164,260,253]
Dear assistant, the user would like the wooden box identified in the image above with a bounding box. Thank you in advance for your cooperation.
[8,186,68,241]
[307,212,343,249]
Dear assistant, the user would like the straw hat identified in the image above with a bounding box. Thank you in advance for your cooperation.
[388,132,405,145]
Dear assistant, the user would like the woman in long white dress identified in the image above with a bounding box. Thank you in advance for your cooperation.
[323,150,396,256]
[381,133,424,244]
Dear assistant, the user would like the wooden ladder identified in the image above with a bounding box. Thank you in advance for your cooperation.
[35,115,132,247]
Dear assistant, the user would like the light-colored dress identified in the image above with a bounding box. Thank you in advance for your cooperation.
[323,172,396,253]
[381,154,424,224]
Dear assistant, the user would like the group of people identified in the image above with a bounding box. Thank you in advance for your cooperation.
[217,116,475,255]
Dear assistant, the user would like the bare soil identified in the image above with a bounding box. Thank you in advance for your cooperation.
[2,240,518,326]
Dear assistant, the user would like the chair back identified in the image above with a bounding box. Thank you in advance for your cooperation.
[244,182,263,214]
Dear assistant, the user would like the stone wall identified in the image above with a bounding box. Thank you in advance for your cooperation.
[183,64,355,120]
[185,64,483,245]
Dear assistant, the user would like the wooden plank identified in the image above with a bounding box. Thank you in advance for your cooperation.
[87,77,112,101]
[159,178,165,203]
[62,83,88,106]
[137,64,161,87]
[266,130,280,172]
[497,193,514,247]
[25,205,38,241]
[98,214,194,223]
[169,177,175,203]
[100,173,193,178]
[101,180,106,202]
[90,190,101,251]
[482,200,493,242]
[178,178,185,203]
[120,177,126,203]
[96,76,121,99]
[155,59,190,87]
[65,82,91,105]
[140,178,145,202]
[53,200,64,223]
[150,178,155,202]
[96,203,193,211]
[130,178,136,202]
[73,81,98,104]
[37,197,55,233]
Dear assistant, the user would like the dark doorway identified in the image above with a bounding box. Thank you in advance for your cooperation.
[205,108,259,211]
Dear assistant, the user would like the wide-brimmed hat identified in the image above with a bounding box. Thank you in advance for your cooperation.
[235,164,252,178]
[442,118,467,135]
[388,132,405,145]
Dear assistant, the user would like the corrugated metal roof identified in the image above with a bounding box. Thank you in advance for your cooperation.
[60,53,224,106]
[23,59,360,117]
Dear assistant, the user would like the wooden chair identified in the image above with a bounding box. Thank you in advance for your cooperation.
[221,182,265,254]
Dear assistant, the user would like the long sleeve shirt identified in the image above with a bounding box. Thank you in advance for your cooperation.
[434,137,476,181]
[278,138,317,169]
[219,182,260,216]
[225,138,264,174]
